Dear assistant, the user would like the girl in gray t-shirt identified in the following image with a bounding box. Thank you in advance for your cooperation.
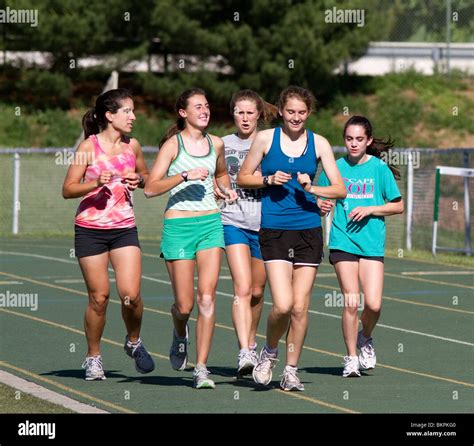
[217,90,277,377]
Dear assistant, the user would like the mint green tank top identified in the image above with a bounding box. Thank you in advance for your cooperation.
[166,133,218,211]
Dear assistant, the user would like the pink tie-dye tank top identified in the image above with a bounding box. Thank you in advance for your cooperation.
[75,135,136,229]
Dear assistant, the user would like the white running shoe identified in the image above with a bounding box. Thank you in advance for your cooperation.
[237,349,257,377]
[169,325,189,371]
[342,355,361,378]
[280,365,305,391]
[357,331,376,370]
[249,348,259,364]
[82,355,106,381]
[252,348,278,386]
[193,365,215,389]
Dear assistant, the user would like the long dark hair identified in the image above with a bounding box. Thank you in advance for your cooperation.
[82,88,133,138]
[343,115,401,180]
[230,89,278,124]
[160,88,207,147]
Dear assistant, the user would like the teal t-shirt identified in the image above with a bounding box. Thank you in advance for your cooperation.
[318,155,401,256]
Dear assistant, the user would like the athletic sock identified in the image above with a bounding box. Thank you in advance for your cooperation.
[126,337,141,348]
[264,345,278,356]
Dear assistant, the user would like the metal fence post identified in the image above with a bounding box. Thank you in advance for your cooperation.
[406,151,414,250]
[12,153,20,234]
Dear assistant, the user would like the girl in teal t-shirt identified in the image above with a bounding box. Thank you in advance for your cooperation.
[318,116,404,378]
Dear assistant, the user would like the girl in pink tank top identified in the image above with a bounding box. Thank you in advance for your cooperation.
[75,134,136,229]
[62,89,155,380]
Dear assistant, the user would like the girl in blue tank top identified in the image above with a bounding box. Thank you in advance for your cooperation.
[238,86,346,391]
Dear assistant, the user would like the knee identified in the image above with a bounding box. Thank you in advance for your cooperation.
[291,302,308,319]
[273,302,292,318]
[234,284,252,301]
[88,293,109,315]
[364,301,382,314]
[343,292,361,312]
[121,293,141,308]
[251,286,264,301]
[197,293,215,317]
[173,302,193,320]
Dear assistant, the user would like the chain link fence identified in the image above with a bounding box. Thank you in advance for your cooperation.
[1,147,472,255]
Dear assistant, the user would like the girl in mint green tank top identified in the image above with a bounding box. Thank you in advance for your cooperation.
[145,88,237,389]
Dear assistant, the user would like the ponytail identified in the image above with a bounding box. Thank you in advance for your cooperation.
[261,100,279,123]
[367,137,400,180]
[159,118,185,148]
[82,108,100,138]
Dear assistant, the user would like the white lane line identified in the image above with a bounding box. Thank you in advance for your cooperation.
[0,281,23,285]
[142,276,474,347]
[401,271,473,276]
[54,279,116,284]
[0,251,76,264]
[2,250,473,347]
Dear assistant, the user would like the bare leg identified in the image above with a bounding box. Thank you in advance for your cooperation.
[285,266,317,366]
[165,260,195,337]
[334,261,360,357]
[249,255,266,348]
[195,247,222,365]
[263,261,294,349]
[359,259,384,337]
[78,252,110,357]
[110,246,143,342]
[226,244,253,349]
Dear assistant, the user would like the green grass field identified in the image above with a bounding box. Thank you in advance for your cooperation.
[0,384,73,414]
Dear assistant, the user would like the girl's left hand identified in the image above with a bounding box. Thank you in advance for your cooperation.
[349,206,373,222]
[123,173,142,191]
[224,188,238,204]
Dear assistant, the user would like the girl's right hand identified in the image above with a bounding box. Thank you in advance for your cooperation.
[97,171,112,187]
[187,168,209,181]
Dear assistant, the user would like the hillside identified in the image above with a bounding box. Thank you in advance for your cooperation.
[0,71,473,149]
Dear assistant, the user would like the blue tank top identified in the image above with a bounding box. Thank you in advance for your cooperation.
[261,127,321,230]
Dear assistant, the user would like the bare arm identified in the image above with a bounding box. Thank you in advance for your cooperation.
[213,136,238,200]
[122,138,149,191]
[133,138,149,188]
[144,137,209,198]
[144,138,181,198]
[237,130,289,188]
[349,197,404,222]
[62,139,107,199]
[304,135,346,199]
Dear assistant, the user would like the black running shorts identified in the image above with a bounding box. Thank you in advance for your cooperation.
[259,227,323,266]
[74,225,140,258]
